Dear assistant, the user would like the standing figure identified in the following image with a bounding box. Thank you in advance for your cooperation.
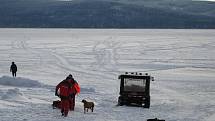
[66,74,80,111]
[10,62,17,77]
[55,79,71,117]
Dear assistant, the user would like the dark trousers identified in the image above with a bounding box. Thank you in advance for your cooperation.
[61,99,69,117]
[12,72,16,77]
[69,97,75,110]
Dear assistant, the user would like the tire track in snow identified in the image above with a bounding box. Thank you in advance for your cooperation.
[27,39,115,79]
[9,36,115,80]
[51,52,115,80]
[10,37,43,66]
[91,36,121,72]
[158,81,199,104]
[206,113,215,121]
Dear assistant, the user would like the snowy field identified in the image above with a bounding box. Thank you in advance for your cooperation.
[0,29,215,121]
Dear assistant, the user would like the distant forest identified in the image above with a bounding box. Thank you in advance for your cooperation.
[0,0,215,28]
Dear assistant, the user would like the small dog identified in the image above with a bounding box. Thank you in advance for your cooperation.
[81,99,94,113]
[52,100,61,109]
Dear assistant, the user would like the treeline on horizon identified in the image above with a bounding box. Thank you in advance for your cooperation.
[0,0,215,28]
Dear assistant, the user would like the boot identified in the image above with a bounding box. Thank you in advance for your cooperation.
[61,109,64,116]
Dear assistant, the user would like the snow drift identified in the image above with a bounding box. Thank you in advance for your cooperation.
[0,76,43,88]
[1,88,28,101]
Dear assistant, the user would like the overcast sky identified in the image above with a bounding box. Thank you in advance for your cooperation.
[199,0,215,1]
[193,0,215,1]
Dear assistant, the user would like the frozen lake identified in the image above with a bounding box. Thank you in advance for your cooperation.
[0,29,215,121]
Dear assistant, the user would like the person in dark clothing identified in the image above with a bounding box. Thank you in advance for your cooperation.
[10,62,17,77]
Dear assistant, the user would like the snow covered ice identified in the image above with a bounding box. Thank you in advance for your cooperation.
[0,29,215,121]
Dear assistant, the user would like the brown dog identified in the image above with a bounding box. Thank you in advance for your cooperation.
[81,99,94,113]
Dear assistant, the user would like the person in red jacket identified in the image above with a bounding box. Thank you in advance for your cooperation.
[66,74,80,111]
[55,79,72,117]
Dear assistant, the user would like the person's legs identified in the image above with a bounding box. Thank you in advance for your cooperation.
[69,97,74,110]
[72,97,75,110]
[61,99,69,117]
[61,99,64,116]
[63,100,69,117]
[12,71,16,77]
[61,109,64,116]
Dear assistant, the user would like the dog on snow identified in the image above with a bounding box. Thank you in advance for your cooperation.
[81,99,94,113]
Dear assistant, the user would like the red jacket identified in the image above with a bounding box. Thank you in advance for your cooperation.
[56,80,71,99]
[73,82,80,94]
[68,79,80,95]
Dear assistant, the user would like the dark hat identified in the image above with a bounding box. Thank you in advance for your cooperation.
[66,74,73,80]
[68,74,73,78]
